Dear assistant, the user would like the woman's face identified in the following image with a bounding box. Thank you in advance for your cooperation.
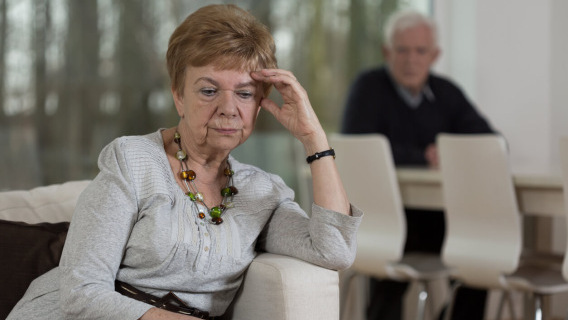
[173,65,263,153]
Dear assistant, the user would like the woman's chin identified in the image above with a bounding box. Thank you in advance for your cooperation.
[209,136,245,152]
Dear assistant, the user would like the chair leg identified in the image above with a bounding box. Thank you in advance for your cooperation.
[426,281,438,320]
[496,290,507,320]
[415,281,428,320]
[524,292,533,320]
[533,294,543,320]
[496,290,518,320]
[442,281,461,320]
[506,291,517,320]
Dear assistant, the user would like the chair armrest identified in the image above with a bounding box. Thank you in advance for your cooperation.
[228,253,339,320]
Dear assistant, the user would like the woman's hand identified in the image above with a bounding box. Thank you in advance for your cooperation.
[251,69,350,216]
[251,69,327,153]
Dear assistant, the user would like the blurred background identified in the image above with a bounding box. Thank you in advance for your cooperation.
[1,0,567,195]
[0,0,429,191]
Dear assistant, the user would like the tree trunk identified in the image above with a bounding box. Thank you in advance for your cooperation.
[52,0,100,183]
[0,0,7,126]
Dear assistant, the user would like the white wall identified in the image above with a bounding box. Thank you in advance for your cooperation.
[431,2,568,317]
[432,0,568,172]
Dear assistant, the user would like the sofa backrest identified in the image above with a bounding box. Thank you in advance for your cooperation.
[0,180,91,224]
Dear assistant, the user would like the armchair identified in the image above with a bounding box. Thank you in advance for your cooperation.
[0,181,339,320]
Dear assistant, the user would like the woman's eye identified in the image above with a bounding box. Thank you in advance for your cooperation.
[200,88,217,96]
[236,91,254,99]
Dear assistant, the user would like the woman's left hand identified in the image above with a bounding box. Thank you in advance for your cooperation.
[251,69,325,148]
[252,69,350,216]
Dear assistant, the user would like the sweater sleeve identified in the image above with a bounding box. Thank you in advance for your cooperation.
[58,138,152,320]
[341,72,381,134]
[451,97,495,134]
[256,174,362,271]
[441,80,495,134]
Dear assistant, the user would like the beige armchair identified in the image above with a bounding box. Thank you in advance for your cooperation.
[0,181,339,320]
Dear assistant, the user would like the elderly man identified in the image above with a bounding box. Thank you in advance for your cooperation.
[341,9,494,320]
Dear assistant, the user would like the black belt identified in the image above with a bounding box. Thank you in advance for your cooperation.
[115,280,218,319]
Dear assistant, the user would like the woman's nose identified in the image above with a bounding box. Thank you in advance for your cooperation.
[217,90,238,116]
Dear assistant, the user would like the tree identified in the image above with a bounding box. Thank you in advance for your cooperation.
[0,0,6,126]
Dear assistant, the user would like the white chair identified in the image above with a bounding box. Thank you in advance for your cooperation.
[331,133,448,320]
[559,136,568,319]
[438,133,568,320]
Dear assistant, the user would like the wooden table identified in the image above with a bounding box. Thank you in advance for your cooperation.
[397,167,566,252]
[396,167,565,216]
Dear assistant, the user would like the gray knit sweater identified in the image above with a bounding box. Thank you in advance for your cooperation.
[8,130,362,319]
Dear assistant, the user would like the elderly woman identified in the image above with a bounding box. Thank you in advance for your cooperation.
[7,4,362,320]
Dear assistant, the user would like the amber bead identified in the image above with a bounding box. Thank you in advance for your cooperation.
[229,186,238,195]
[198,212,205,219]
[174,132,181,143]
[219,204,226,210]
[212,217,223,225]
[180,170,196,181]
[224,168,234,177]
[210,207,222,218]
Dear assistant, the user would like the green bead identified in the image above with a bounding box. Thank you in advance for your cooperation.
[221,187,232,197]
[210,207,222,218]
[187,192,196,201]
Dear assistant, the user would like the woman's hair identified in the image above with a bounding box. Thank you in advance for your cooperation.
[383,9,438,49]
[167,4,277,96]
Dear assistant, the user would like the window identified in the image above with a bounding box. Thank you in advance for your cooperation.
[0,0,430,194]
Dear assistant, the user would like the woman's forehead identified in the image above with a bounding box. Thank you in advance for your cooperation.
[186,66,259,87]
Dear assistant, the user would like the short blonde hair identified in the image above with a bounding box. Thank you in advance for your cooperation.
[166,4,277,96]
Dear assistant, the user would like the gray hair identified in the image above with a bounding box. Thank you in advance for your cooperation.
[383,9,438,48]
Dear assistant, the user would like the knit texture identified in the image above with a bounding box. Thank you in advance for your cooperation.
[8,130,362,319]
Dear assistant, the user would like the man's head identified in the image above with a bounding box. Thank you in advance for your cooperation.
[382,10,439,95]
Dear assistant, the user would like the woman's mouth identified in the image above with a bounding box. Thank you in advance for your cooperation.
[214,128,239,135]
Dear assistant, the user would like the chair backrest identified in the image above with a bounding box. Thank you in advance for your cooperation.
[560,137,568,281]
[437,134,522,289]
[330,133,405,278]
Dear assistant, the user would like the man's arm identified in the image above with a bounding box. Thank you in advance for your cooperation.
[448,84,495,134]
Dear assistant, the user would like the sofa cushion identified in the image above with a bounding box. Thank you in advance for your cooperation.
[0,180,91,224]
[0,219,69,319]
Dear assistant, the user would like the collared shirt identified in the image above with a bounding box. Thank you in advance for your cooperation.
[386,67,436,109]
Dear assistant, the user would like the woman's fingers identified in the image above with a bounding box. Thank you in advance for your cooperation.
[251,70,305,99]
[258,97,280,117]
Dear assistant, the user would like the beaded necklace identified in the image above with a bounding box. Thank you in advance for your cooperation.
[174,131,238,225]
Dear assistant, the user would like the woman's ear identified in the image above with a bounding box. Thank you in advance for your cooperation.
[171,87,184,118]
